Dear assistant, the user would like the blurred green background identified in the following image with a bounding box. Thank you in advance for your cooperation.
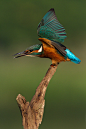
[0,0,86,129]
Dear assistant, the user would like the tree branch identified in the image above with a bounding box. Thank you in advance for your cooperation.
[16,65,58,129]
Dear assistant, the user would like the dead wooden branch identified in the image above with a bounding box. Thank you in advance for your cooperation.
[16,65,58,129]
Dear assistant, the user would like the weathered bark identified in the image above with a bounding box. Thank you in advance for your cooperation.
[16,65,58,129]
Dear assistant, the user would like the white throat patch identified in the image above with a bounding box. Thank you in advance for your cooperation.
[38,45,42,52]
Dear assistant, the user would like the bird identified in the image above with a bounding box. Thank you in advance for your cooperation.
[14,8,81,66]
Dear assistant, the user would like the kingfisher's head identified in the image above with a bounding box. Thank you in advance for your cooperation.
[14,44,43,58]
[26,44,43,56]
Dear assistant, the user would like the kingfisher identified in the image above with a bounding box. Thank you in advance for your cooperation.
[14,8,81,66]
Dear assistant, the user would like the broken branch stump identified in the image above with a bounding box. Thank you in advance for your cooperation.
[16,65,58,129]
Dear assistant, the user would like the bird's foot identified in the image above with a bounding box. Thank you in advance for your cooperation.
[50,62,59,67]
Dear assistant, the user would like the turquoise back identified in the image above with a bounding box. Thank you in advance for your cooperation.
[65,49,81,64]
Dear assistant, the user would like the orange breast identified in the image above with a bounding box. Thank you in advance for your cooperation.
[38,38,70,64]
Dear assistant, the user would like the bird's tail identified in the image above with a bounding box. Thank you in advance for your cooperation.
[65,49,81,64]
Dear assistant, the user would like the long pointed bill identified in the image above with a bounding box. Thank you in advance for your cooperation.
[14,54,25,58]
[13,51,26,58]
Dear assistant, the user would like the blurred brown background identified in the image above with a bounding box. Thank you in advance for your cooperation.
[0,0,86,129]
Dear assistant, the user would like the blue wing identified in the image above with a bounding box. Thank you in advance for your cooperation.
[37,8,67,43]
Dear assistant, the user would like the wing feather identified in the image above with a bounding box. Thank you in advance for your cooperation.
[50,40,67,56]
[37,8,67,43]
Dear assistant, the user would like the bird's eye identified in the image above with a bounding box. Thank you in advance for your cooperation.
[29,50,33,52]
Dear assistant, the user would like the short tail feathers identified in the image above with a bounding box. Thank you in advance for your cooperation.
[65,49,81,64]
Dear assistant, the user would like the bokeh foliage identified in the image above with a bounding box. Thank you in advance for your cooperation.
[0,0,86,129]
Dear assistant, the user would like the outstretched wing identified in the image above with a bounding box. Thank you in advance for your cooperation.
[37,8,67,43]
